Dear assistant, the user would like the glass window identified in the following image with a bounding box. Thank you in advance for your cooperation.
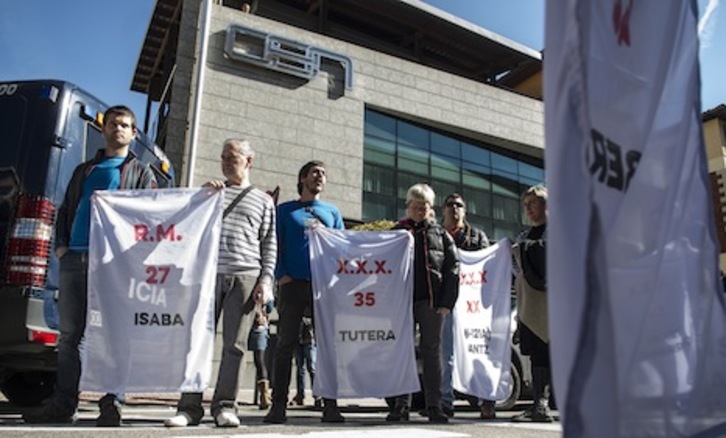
[365,111,396,141]
[462,161,491,190]
[398,157,428,175]
[397,172,425,200]
[431,154,459,183]
[491,170,520,197]
[398,144,428,175]
[398,121,428,150]
[491,152,518,174]
[430,179,458,210]
[364,136,395,166]
[362,109,543,230]
[431,133,460,159]
[462,142,490,167]
[363,192,396,221]
[462,186,491,217]
[362,164,395,196]
[85,124,105,162]
[492,194,520,222]
[519,161,544,181]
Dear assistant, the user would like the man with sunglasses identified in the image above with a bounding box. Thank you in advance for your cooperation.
[439,193,493,419]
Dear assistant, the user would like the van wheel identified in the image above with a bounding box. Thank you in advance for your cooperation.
[496,363,521,411]
[0,371,56,407]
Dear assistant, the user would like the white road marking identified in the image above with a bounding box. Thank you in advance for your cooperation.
[174,429,469,438]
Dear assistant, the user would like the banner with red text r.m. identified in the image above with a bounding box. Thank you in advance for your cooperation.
[81,188,222,393]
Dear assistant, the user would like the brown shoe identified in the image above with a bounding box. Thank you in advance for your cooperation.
[480,400,496,420]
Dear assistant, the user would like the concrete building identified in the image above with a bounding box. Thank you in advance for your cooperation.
[704,105,726,270]
[131,0,545,240]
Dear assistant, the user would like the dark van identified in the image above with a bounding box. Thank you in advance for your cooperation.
[0,80,175,406]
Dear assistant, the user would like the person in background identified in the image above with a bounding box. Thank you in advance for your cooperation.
[264,160,345,424]
[23,105,157,426]
[386,183,459,424]
[249,300,274,410]
[439,192,495,420]
[511,185,554,423]
[291,316,319,408]
[165,138,277,428]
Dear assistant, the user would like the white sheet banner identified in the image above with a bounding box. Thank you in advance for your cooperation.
[309,226,419,398]
[452,239,513,401]
[545,1,726,436]
[81,188,223,393]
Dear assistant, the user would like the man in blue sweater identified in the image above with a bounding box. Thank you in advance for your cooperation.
[263,160,345,424]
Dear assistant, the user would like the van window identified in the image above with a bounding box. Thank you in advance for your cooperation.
[0,96,27,168]
[84,123,104,161]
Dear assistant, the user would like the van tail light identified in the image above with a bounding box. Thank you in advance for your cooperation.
[29,329,58,346]
[4,194,56,288]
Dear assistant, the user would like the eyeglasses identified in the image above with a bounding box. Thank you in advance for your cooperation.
[446,201,464,208]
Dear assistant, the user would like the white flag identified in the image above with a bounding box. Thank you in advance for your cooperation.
[309,226,420,399]
[81,188,222,393]
[546,1,726,436]
[452,239,513,402]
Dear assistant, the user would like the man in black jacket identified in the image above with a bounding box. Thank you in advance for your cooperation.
[439,193,494,419]
[24,106,157,427]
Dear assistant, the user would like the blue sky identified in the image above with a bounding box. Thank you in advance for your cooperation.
[0,0,723,134]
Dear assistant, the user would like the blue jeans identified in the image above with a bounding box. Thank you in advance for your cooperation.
[55,251,121,414]
[177,274,257,421]
[295,343,316,397]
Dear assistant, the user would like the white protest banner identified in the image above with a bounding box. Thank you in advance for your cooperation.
[545,1,726,436]
[81,188,223,393]
[452,239,512,401]
[309,226,419,398]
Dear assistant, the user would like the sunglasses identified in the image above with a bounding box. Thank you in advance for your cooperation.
[446,201,464,208]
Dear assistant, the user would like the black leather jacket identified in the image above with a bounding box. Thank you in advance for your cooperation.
[395,218,460,310]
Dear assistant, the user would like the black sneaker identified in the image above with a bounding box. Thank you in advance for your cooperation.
[321,405,345,423]
[427,407,449,424]
[385,406,410,422]
[97,396,122,427]
[512,404,553,423]
[511,406,533,422]
[442,405,455,418]
[23,402,76,425]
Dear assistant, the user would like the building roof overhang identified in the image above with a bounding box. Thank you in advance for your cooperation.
[132,0,543,99]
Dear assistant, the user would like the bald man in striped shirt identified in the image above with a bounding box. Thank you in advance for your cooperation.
[166,138,277,428]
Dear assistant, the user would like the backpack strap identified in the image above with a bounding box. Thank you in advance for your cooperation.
[223,185,255,219]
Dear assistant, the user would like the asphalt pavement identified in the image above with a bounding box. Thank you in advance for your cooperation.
[0,390,562,437]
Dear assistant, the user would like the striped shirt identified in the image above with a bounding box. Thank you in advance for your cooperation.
[218,185,277,282]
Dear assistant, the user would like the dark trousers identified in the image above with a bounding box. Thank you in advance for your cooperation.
[177,274,257,421]
[392,300,444,410]
[55,252,120,414]
[270,280,314,404]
